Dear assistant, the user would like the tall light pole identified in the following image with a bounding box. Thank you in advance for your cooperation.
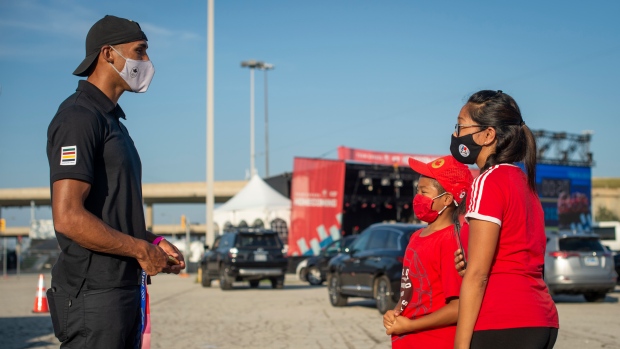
[259,63,274,177]
[206,0,215,245]
[241,60,263,177]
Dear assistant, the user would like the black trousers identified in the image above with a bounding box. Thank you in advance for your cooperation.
[471,327,558,349]
[47,283,141,349]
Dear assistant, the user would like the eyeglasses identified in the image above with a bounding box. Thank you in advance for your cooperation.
[454,124,492,137]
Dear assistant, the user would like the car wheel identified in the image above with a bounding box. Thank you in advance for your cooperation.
[298,268,306,282]
[249,280,260,288]
[270,276,284,289]
[375,276,396,314]
[327,273,348,307]
[306,267,323,286]
[201,267,212,288]
[219,266,233,291]
[583,291,607,302]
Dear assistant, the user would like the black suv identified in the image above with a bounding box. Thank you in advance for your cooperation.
[299,235,358,286]
[327,223,425,314]
[200,228,288,290]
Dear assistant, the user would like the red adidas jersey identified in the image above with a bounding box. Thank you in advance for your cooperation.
[465,164,559,330]
[392,224,467,349]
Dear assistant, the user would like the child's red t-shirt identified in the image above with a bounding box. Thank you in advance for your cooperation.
[391,224,467,349]
[465,164,559,330]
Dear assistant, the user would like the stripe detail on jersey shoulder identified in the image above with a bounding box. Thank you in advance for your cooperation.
[468,165,500,214]
[465,212,502,227]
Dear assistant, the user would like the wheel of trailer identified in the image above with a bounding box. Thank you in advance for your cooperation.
[219,266,233,290]
[375,276,396,314]
[306,267,323,286]
[328,273,347,307]
[249,280,260,288]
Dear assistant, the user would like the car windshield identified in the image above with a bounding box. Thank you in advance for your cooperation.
[343,237,356,248]
[237,234,281,248]
[324,241,341,255]
[559,237,605,252]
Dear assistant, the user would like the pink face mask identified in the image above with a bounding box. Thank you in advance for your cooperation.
[413,192,448,223]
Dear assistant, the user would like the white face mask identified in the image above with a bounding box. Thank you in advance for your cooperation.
[109,45,155,93]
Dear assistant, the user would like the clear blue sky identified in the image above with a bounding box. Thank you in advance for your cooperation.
[1,0,619,225]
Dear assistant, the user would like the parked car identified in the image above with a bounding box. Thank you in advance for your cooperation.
[614,253,620,285]
[545,231,618,302]
[297,235,358,285]
[199,228,288,290]
[593,221,620,252]
[326,222,426,314]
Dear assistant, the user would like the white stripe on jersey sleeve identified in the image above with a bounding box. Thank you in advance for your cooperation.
[469,165,498,214]
[467,165,501,224]
[465,212,502,227]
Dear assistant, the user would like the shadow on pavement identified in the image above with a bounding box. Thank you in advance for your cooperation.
[0,316,56,349]
[552,293,619,304]
[282,284,324,290]
[210,283,324,291]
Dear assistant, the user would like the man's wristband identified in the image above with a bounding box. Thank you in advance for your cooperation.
[152,236,165,245]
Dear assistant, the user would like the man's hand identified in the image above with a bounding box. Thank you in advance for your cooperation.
[454,249,466,277]
[383,309,399,331]
[158,239,186,274]
[136,241,169,276]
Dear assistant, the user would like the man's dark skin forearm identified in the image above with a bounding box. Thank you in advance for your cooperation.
[52,179,184,275]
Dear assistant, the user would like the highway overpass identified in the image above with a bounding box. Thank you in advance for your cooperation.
[0,181,247,237]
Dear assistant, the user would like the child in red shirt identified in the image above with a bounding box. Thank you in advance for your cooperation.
[383,155,473,349]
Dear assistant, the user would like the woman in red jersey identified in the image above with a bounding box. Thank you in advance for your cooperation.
[450,90,559,349]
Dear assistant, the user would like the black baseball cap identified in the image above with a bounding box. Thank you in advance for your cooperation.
[73,15,148,77]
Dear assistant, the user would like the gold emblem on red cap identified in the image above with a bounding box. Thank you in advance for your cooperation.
[431,159,445,169]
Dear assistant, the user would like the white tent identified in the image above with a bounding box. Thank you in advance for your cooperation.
[214,174,291,231]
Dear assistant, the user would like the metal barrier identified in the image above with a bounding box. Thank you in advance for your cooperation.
[1,250,59,277]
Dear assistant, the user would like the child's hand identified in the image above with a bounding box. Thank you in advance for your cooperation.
[386,315,411,336]
[383,309,397,330]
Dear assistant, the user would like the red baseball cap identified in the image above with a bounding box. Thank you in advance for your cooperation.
[408,155,473,206]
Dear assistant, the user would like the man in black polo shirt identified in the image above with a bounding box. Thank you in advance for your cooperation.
[46,15,185,348]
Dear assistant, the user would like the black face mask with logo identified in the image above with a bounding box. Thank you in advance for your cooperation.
[450,132,485,165]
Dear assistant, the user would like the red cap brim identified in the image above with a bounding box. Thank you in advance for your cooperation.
[408,157,434,178]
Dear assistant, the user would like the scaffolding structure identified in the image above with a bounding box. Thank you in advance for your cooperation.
[532,130,594,167]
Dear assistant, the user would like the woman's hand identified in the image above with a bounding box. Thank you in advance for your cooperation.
[454,249,466,277]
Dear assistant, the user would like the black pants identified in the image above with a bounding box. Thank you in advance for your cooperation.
[471,327,558,349]
[47,283,141,349]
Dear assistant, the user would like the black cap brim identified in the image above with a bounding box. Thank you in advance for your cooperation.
[73,51,99,77]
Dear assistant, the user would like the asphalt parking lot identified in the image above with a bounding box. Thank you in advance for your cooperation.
[1,273,619,349]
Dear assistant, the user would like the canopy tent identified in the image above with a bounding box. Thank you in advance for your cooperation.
[213,174,291,232]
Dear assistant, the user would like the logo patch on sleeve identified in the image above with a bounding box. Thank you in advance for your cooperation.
[60,146,77,166]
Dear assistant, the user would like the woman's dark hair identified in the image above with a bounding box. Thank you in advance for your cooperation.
[466,90,537,192]
[452,192,467,224]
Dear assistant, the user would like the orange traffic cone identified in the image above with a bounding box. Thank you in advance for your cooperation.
[32,274,49,313]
